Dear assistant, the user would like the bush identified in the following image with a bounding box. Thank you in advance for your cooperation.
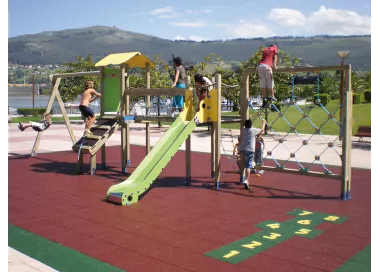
[17,108,50,117]
[364,90,371,102]
[314,94,330,106]
[270,101,281,112]
[353,93,361,104]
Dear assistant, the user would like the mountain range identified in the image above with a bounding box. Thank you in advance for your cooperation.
[8,26,371,70]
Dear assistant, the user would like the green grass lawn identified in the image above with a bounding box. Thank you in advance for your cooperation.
[10,99,370,136]
[222,99,371,135]
[10,116,83,123]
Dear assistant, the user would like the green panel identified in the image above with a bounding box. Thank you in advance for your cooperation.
[334,244,371,271]
[204,244,256,264]
[287,209,349,224]
[285,216,326,228]
[9,224,126,272]
[334,261,371,272]
[350,245,371,264]
[103,68,121,113]
[230,235,277,254]
[255,220,295,232]
[248,229,294,244]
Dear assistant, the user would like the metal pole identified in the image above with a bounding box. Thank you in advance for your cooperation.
[32,74,35,108]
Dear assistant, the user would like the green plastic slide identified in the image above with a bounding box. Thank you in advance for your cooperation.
[106,112,196,205]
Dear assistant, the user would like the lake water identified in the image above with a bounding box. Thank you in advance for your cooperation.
[8,95,235,115]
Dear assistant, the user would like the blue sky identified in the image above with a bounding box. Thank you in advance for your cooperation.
[9,0,371,40]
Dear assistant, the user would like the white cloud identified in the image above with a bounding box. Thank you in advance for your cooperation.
[150,6,174,16]
[157,13,179,19]
[203,10,212,13]
[170,22,207,27]
[268,8,306,26]
[185,10,192,13]
[189,35,205,42]
[224,20,274,38]
[172,35,206,41]
[308,6,371,35]
[268,6,371,35]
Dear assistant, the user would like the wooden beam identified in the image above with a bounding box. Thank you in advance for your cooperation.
[120,64,127,171]
[134,116,176,122]
[77,153,83,174]
[341,64,353,199]
[31,77,61,157]
[124,88,186,96]
[239,72,249,180]
[100,67,105,116]
[90,154,97,175]
[50,71,100,79]
[211,122,215,178]
[145,62,151,155]
[214,74,222,186]
[125,65,131,165]
[185,76,191,182]
[55,83,77,145]
[244,64,350,75]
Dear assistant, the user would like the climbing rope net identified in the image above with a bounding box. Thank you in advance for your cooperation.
[248,73,342,175]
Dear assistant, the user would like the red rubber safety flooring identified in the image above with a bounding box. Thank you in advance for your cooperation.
[9,145,371,272]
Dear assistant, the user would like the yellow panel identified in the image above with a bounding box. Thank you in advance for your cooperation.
[179,89,194,121]
[208,89,218,122]
[95,52,155,68]
[194,89,218,123]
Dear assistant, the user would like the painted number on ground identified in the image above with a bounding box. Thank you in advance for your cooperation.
[299,211,313,216]
[297,220,311,225]
[242,241,262,249]
[324,215,340,222]
[266,223,280,229]
[295,228,312,235]
[263,233,281,240]
[223,250,240,259]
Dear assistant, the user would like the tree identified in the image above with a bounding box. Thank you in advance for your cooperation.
[55,54,99,102]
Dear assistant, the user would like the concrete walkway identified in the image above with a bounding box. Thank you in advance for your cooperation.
[8,121,371,271]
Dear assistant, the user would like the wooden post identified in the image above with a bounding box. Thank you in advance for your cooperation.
[211,122,215,178]
[120,63,127,172]
[55,80,76,144]
[341,65,352,200]
[77,153,83,174]
[31,77,61,157]
[125,65,131,165]
[145,62,151,155]
[100,67,106,168]
[239,72,250,181]
[214,74,222,188]
[185,76,191,183]
[90,154,97,175]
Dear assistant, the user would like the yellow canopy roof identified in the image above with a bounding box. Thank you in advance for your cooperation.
[95,52,154,68]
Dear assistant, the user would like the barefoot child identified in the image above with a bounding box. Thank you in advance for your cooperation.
[18,113,52,132]
[79,80,101,136]
[239,118,266,189]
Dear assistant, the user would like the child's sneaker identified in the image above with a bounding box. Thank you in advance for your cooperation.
[18,122,25,131]
[251,168,257,174]
[243,180,249,189]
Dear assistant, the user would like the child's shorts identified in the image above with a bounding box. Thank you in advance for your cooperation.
[30,122,48,132]
[254,150,263,165]
[241,150,255,169]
